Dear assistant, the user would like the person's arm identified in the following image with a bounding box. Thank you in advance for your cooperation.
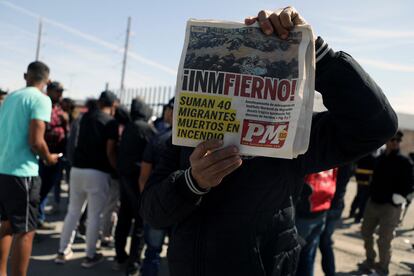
[105,119,119,170]
[246,7,397,174]
[107,139,117,170]
[60,110,70,134]
[138,162,152,192]
[29,119,59,165]
[397,159,414,198]
[141,138,241,228]
[295,38,397,174]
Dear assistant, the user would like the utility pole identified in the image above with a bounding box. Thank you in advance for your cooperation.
[35,18,43,61]
[120,16,131,101]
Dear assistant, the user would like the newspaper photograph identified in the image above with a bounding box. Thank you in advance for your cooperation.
[173,19,315,159]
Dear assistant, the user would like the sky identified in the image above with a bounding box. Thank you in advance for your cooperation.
[0,0,413,114]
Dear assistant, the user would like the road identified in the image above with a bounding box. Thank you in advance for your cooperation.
[26,179,414,276]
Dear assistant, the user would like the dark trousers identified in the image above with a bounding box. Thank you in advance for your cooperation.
[319,208,343,276]
[38,160,63,223]
[350,184,370,221]
[114,175,144,264]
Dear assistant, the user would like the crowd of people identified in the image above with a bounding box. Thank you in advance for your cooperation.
[0,5,413,276]
[0,61,175,276]
[294,130,414,276]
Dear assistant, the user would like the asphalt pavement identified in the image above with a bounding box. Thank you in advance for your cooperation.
[24,179,414,276]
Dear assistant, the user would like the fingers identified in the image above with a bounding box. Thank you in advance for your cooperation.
[206,155,242,180]
[204,146,239,167]
[279,7,295,30]
[257,10,274,35]
[191,144,239,171]
[191,152,242,189]
[244,16,257,25]
[214,160,243,181]
[190,140,242,189]
[191,139,223,160]
[269,13,289,39]
[251,6,306,39]
[284,6,306,25]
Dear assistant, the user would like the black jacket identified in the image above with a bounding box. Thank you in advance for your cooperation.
[355,153,376,186]
[141,37,397,276]
[370,150,414,205]
[117,99,156,178]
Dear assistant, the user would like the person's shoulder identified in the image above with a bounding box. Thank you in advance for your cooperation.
[397,153,413,165]
[96,110,115,123]
[105,116,119,129]
[134,119,150,128]
[25,87,50,103]
[8,87,34,99]
[159,129,172,140]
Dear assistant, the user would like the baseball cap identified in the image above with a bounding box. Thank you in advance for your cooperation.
[99,90,118,107]
[395,130,404,139]
[165,97,175,109]
[47,81,64,92]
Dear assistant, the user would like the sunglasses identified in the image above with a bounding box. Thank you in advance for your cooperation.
[390,138,401,143]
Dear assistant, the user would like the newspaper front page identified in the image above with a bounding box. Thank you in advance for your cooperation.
[173,19,315,159]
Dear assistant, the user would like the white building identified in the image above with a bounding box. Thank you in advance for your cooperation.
[313,94,414,155]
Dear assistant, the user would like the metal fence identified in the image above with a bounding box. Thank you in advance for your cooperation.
[114,86,175,117]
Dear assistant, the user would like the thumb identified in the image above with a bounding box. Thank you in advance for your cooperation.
[244,16,257,25]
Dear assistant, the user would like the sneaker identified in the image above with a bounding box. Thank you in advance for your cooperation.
[358,260,375,273]
[54,250,73,264]
[100,238,114,248]
[37,222,56,230]
[111,258,127,271]
[81,253,104,268]
[46,203,60,215]
[372,263,389,276]
[126,262,141,276]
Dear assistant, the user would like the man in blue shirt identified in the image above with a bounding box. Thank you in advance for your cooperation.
[0,61,59,276]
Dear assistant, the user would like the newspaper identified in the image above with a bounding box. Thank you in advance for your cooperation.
[173,19,315,159]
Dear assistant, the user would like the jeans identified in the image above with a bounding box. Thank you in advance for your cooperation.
[59,167,110,258]
[295,213,327,276]
[142,224,166,276]
[38,159,63,223]
[319,208,343,276]
[114,175,144,264]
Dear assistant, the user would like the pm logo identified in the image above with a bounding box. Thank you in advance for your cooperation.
[241,120,288,148]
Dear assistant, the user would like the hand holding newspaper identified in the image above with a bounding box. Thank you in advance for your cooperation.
[173,16,315,159]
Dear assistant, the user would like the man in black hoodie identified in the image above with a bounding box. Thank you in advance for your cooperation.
[360,131,414,275]
[115,98,156,275]
[141,6,398,276]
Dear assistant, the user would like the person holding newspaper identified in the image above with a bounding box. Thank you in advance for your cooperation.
[141,6,398,276]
